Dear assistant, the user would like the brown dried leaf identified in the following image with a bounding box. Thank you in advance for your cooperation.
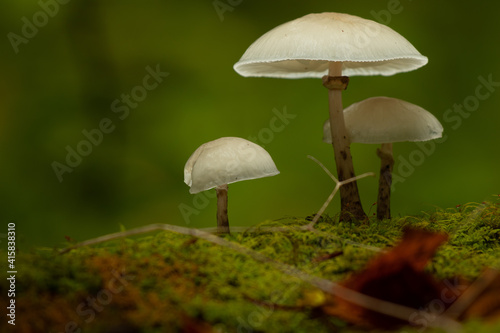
[322,227,448,329]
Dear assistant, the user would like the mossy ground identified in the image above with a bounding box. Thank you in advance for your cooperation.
[2,200,500,333]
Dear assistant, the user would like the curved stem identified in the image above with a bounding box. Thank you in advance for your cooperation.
[325,62,366,221]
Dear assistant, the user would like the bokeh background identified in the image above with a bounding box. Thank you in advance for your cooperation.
[2,0,499,249]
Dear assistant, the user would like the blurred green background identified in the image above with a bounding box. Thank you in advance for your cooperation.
[2,0,499,249]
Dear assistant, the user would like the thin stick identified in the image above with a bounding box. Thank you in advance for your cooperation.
[61,224,384,254]
[444,268,499,319]
[307,172,375,228]
[58,223,460,331]
[307,155,374,228]
[307,155,337,182]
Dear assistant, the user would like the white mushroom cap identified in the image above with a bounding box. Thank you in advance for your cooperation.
[323,97,443,144]
[184,137,280,194]
[234,12,427,78]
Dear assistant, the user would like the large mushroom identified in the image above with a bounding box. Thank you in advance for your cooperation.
[234,12,427,220]
[323,96,443,220]
[184,137,279,234]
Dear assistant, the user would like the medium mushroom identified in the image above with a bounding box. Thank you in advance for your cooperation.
[323,96,443,220]
[234,12,427,221]
[184,137,279,234]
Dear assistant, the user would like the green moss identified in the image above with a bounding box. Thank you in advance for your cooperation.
[2,201,499,332]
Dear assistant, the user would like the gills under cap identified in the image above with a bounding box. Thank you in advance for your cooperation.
[323,96,443,144]
[184,137,279,194]
[234,12,428,78]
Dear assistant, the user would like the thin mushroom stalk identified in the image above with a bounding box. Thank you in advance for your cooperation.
[324,62,367,221]
[216,184,230,234]
[376,143,394,220]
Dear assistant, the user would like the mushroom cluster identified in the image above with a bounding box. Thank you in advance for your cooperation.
[233,12,430,221]
[185,11,438,229]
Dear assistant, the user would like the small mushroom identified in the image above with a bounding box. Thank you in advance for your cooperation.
[184,137,279,233]
[323,96,443,220]
[234,12,427,221]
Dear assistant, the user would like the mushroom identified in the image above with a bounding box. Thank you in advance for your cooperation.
[184,137,279,233]
[323,96,443,220]
[234,12,427,221]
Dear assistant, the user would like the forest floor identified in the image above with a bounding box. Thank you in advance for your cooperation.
[2,199,500,333]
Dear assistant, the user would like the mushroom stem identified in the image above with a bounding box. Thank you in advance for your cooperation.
[376,143,394,220]
[216,184,230,234]
[325,61,366,221]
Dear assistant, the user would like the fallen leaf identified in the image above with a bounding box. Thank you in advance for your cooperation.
[322,227,448,329]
